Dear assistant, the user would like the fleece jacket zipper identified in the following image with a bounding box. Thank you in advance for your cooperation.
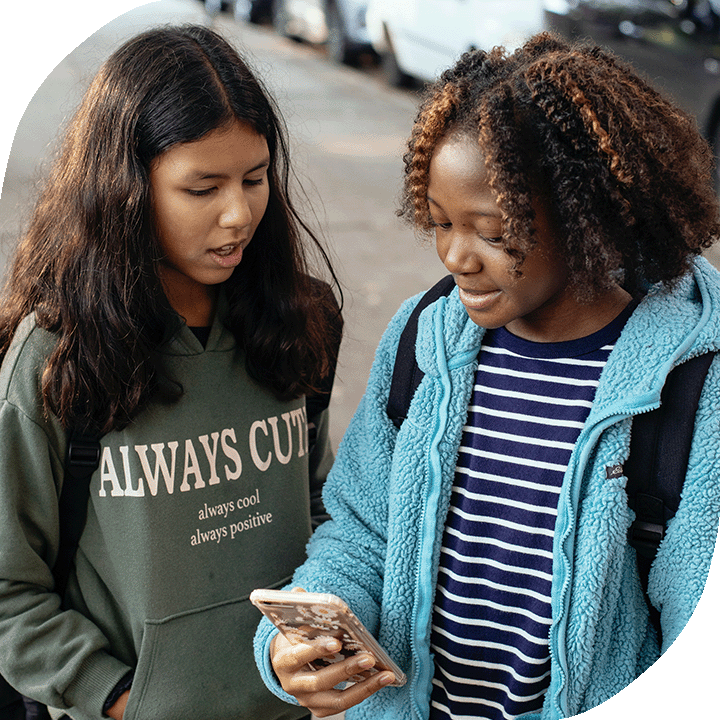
[547,406,645,717]
[409,298,451,720]
[409,297,483,719]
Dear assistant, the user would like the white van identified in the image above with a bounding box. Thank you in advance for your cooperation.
[366,0,544,86]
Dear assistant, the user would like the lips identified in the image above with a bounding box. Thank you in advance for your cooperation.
[209,241,245,268]
[212,243,238,257]
[457,286,502,311]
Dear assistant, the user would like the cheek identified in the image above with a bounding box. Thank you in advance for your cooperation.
[153,201,203,259]
[152,204,175,254]
[526,255,569,299]
[252,188,270,227]
[153,194,191,237]
[508,268,566,315]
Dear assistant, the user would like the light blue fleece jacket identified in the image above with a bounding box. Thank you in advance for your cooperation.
[254,257,720,719]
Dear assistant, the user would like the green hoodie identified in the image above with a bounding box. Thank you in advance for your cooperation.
[0,308,331,720]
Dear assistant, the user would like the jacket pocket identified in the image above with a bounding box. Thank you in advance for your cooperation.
[123,582,304,720]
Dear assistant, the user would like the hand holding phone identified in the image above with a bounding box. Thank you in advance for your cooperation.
[252,588,405,715]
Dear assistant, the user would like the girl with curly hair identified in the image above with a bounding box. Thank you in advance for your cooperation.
[254,32,720,720]
[0,24,341,720]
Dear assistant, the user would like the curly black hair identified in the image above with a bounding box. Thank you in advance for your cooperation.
[399,32,720,298]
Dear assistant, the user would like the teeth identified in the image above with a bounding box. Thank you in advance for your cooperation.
[214,244,235,256]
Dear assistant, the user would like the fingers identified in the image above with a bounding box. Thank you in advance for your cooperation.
[304,667,396,718]
[270,633,397,716]
[273,633,341,676]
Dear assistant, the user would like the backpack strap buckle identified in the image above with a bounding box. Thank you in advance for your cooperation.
[65,435,101,480]
[627,492,666,559]
[627,519,665,559]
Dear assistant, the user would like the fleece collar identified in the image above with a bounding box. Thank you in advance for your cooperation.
[414,258,720,417]
[589,257,720,418]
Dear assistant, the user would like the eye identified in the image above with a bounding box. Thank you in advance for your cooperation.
[186,187,216,197]
[429,217,452,230]
[479,233,503,244]
[244,177,265,187]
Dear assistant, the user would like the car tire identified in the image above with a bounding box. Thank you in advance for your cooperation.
[381,45,413,88]
[232,0,268,25]
[272,0,291,37]
[326,2,356,65]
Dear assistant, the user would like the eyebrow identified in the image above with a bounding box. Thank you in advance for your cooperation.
[186,158,271,181]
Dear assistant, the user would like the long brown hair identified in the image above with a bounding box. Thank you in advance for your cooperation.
[0,25,341,434]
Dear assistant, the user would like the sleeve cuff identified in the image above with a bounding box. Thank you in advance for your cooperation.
[62,651,132,718]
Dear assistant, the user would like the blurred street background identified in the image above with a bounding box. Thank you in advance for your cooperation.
[3,0,720,449]
[1,3,720,719]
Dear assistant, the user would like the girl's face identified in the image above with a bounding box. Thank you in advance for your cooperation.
[428,132,625,342]
[150,121,271,325]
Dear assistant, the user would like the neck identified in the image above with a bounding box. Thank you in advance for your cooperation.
[163,282,218,327]
[507,285,632,343]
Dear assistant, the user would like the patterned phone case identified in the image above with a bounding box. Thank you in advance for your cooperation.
[250,589,407,686]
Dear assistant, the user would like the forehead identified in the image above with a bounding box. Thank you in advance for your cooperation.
[427,132,498,212]
[152,121,269,178]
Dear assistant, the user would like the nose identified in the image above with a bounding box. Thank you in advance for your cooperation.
[218,186,252,231]
[438,229,482,276]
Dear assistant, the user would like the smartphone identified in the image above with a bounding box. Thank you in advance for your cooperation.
[250,588,407,687]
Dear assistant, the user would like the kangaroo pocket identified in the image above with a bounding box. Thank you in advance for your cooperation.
[123,584,304,720]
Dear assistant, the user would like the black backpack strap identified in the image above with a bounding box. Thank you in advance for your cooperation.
[10,433,102,718]
[387,275,455,428]
[626,351,716,558]
[625,351,716,634]
[54,432,101,597]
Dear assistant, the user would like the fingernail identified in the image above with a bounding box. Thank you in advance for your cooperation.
[380,672,395,685]
[357,655,374,669]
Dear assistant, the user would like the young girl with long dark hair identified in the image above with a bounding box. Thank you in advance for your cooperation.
[0,24,341,720]
[254,32,720,720]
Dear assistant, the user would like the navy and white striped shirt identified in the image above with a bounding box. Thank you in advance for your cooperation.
[430,309,632,720]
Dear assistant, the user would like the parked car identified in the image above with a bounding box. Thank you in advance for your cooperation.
[365,0,544,87]
[543,0,720,184]
[272,0,376,65]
